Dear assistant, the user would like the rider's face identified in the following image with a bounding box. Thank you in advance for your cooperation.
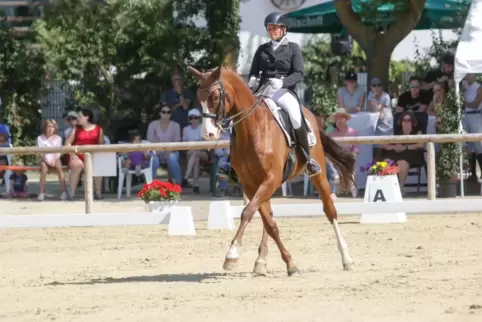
[266,24,284,40]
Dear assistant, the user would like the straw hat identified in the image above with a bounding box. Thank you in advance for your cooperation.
[328,108,352,122]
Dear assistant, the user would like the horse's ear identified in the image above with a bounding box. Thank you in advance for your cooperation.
[187,66,204,80]
[208,66,222,81]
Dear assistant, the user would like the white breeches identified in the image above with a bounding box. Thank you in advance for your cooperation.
[271,88,303,129]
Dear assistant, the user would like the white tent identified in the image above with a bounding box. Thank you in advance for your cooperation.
[454,0,482,196]
[454,0,482,84]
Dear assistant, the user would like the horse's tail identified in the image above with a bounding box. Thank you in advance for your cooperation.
[320,131,356,192]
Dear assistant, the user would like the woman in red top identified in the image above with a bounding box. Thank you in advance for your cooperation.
[65,109,104,200]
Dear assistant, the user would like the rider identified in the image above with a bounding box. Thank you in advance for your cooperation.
[217,11,322,183]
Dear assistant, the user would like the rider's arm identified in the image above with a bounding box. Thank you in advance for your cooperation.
[248,46,262,79]
[282,43,304,89]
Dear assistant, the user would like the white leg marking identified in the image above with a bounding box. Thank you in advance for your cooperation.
[226,243,239,259]
[332,219,354,269]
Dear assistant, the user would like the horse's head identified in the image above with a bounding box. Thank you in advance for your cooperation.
[188,65,235,141]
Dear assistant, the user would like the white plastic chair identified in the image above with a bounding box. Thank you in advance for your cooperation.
[117,154,154,199]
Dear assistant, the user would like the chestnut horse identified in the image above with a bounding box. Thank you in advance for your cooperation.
[188,65,356,276]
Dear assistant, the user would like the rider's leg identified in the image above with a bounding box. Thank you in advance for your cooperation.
[272,89,321,177]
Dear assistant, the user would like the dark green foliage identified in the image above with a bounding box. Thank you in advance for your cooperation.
[0,23,45,164]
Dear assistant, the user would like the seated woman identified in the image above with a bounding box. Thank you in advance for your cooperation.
[427,81,449,116]
[65,109,105,200]
[146,104,183,184]
[182,109,208,194]
[377,111,425,194]
[328,108,360,199]
[37,120,67,201]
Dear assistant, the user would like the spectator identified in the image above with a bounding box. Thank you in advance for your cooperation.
[328,108,360,199]
[337,71,365,114]
[37,120,67,201]
[182,109,208,194]
[146,104,183,185]
[378,111,425,195]
[65,108,104,200]
[9,161,29,198]
[0,130,9,184]
[422,53,454,92]
[160,71,195,129]
[396,76,431,114]
[121,131,151,176]
[63,111,78,141]
[462,73,482,181]
[427,81,449,116]
[368,77,393,138]
[215,125,231,198]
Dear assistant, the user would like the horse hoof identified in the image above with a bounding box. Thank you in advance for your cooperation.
[287,267,301,277]
[343,262,354,271]
[223,258,239,271]
[253,260,268,276]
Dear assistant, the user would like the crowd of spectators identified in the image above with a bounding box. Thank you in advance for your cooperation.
[316,52,482,197]
[0,69,232,200]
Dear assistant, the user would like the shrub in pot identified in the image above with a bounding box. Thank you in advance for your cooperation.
[435,87,462,198]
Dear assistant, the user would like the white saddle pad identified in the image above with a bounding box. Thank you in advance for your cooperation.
[262,97,316,147]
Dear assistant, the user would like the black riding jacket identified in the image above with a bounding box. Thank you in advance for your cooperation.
[248,37,304,92]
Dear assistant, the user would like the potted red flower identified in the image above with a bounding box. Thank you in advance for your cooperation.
[137,180,182,214]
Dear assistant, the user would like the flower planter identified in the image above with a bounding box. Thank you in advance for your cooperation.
[438,179,457,198]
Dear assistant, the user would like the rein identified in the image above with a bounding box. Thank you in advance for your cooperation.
[198,79,263,132]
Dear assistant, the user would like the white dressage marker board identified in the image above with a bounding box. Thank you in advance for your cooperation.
[360,175,407,224]
[208,200,235,230]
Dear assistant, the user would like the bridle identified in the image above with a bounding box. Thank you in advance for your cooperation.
[197,78,262,132]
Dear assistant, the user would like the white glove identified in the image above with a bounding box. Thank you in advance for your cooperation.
[248,76,259,89]
[269,78,283,90]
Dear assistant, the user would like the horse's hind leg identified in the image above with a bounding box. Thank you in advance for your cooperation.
[310,168,354,271]
[253,201,273,276]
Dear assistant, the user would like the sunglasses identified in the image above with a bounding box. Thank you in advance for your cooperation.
[161,110,171,114]
[372,84,382,87]
[189,116,200,120]
[67,117,77,121]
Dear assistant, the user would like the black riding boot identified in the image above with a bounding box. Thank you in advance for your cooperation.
[294,127,321,176]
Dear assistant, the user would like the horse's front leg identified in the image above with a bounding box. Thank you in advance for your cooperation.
[252,201,273,276]
[222,181,274,271]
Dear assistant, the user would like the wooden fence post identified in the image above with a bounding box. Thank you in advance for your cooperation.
[84,152,94,214]
[427,142,436,200]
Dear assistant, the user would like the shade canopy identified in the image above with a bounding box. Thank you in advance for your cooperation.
[284,0,471,34]
[454,0,482,84]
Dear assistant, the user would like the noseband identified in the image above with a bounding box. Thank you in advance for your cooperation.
[198,79,262,131]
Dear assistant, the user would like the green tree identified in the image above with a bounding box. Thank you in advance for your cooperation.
[334,0,426,84]
[0,24,45,153]
[34,0,119,123]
